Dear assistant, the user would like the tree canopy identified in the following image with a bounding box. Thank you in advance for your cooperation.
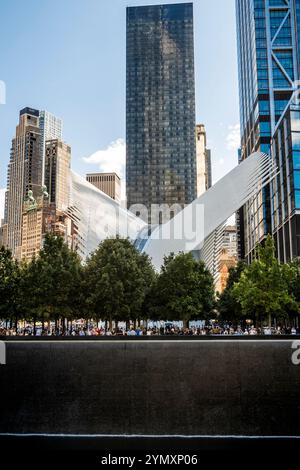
[84,237,156,325]
[218,261,245,323]
[148,252,215,324]
[1,234,300,331]
[233,235,299,325]
[0,246,22,324]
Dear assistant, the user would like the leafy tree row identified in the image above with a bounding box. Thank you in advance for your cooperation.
[218,235,300,327]
[1,233,299,330]
[0,234,215,330]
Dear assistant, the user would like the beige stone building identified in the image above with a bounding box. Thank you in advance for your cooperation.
[215,226,238,293]
[215,249,238,294]
[86,173,121,203]
[3,108,63,259]
[20,139,72,261]
[21,198,73,262]
[0,222,6,248]
[21,196,55,261]
[4,108,42,257]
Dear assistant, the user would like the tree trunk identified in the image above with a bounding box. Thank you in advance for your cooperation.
[33,318,36,336]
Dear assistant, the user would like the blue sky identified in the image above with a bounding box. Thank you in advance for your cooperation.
[0,0,240,217]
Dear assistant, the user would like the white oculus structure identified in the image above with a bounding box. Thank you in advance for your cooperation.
[69,152,277,270]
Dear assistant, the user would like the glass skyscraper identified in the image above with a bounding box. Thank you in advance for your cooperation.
[126,3,196,224]
[39,110,63,184]
[236,0,300,262]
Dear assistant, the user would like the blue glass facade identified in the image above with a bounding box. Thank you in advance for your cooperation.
[271,104,300,261]
[126,3,196,223]
[236,0,299,261]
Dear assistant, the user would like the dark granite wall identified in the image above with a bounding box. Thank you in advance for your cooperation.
[0,339,300,436]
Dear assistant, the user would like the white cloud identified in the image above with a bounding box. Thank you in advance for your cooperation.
[0,188,5,221]
[83,138,126,202]
[83,138,126,179]
[226,124,240,151]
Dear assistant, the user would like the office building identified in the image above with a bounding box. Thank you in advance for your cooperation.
[236,0,300,262]
[0,221,5,247]
[45,139,71,211]
[3,108,42,258]
[2,108,64,258]
[271,103,300,261]
[196,124,212,197]
[21,139,72,261]
[21,191,56,261]
[20,190,72,262]
[205,225,238,294]
[39,111,63,182]
[126,3,197,223]
[86,173,121,203]
[222,225,238,258]
[216,249,237,294]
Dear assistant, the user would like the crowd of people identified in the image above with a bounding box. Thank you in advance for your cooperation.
[0,324,299,336]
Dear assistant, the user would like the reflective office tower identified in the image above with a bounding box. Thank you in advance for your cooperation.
[3,108,42,258]
[236,0,300,262]
[39,111,63,182]
[196,124,212,197]
[86,173,121,203]
[126,3,196,224]
[271,103,300,261]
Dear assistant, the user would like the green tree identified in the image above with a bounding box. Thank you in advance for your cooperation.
[218,261,246,323]
[149,252,215,326]
[0,246,22,328]
[20,257,41,333]
[0,246,21,326]
[85,237,156,329]
[233,235,298,326]
[286,257,300,325]
[35,234,83,331]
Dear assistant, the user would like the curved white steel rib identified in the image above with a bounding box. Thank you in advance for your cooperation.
[67,172,146,259]
[69,152,276,269]
[141,152,277,269]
